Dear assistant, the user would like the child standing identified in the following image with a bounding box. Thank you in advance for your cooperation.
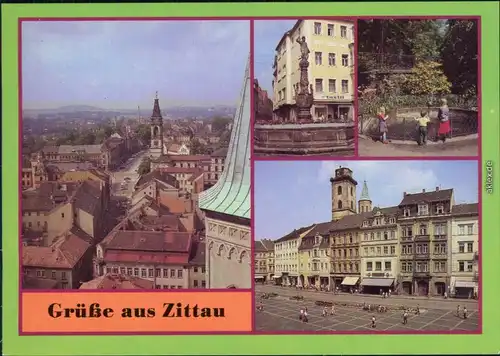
[377,107,389,144]
[415,111,431,145]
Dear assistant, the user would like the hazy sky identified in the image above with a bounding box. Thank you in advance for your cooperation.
[254,20,296,96]
[254,160,479,240]
[22,20,250,109]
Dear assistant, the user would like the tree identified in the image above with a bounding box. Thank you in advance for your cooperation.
[137,157,151,175]
[190,138,208,155]
[136,124,151,143]
[211,117,231,133]
[401,61,452,96]
[23,135,45,155]
[441,20,478,95]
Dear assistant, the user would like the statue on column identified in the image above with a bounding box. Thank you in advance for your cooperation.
[297,36,310,61]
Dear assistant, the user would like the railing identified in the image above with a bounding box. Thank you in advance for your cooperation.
[414,234,430,241]
[358,52,419,72]
[434,234,447,240]
[413,271,431,277]
[414,253,431,259]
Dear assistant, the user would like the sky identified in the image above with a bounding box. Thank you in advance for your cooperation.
[254,20,296,96]
[22,20,250,109]
[254,160,479,240]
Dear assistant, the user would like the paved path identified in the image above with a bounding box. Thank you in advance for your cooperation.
[359,138,478,157]
[110,150,148,198]
[256,285,479,311]
[255,291,479,332]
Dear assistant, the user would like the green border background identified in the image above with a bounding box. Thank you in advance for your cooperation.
[2,2,499,355]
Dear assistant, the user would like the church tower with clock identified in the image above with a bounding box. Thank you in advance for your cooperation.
[149,92,164,158]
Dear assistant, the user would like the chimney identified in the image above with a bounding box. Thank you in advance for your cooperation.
[422,189,426,193]
[436,186,439,191]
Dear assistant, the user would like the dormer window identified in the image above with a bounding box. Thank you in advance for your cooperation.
[403,208,411,217]
[418,204,429,216]
[436,204,444,214]
[389,217,395,224]
[315,235,320,244]
[362,221,368,227]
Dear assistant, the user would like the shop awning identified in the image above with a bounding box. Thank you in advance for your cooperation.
[361,278,394,287]
[341,277,359,286]
[254,276,264,279]
[455,281,476,288]
[273,275,281,279]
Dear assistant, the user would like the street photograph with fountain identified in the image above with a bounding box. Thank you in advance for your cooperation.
[357,19,478,157]
[253,19,356,156]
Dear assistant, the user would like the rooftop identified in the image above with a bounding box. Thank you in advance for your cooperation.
[79,274,154,290]
[198,56,251,220]
[399,188,453,206]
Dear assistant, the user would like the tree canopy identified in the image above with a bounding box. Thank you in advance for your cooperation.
[211,117,231,133]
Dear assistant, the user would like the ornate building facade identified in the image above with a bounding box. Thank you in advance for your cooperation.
[199,57,251,289]
[149,93,165,158]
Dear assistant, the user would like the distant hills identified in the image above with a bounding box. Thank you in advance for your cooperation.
[22,105,236,120]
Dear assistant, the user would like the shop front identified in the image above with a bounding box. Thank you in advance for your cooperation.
[312,96,353,122]
[340,276,360,292]
[360,278,395,294]
[453,280,477,299]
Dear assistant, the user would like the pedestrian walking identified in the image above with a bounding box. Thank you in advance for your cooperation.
[299,308,304,321]
[371,316,376,328]
[457,305,461,317]
[416,305,420,315]
[322,307,328,317]
[403,310,408,325]
[303,308,309,323]
[463,307,468,319]
[330,305,336,315]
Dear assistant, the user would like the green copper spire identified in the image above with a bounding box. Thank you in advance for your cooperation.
[359,180,371,201]
[198,56,250,219]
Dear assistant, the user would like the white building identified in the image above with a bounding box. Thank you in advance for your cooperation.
[450,203,479,298]
[198,56,251,289]
[273,225,314,286]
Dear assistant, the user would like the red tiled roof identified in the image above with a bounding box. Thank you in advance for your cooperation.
[168,155,210,161]
[399,188,453,206]
[80,274,154,289]
[101,230,191,253]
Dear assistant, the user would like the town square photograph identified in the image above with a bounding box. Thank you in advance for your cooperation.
[20,20,251,291]
[253,19,355,156]
[254,160,480,332]
[357,19,479,157]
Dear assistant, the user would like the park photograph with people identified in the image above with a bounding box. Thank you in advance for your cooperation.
[356,18,478,157]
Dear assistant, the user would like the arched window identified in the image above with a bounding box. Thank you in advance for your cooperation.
[228,247,236,260]
[351,201,354,210]
[217,244,225,256]
[153,126,159,136]
[338,200,343,209]
[337,186,342,195]
[350,187,353,196]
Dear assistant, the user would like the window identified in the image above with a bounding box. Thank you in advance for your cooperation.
[436,204,444,214]
[467,224,474,235]
[112,267,118,274]
[467,242,473,253]
[403,208,411,217]
[418,204,429,216]
[370,247,374,255]
[384,232,388,240]
[327,24,334,36]
[434,224,446,235]
[134,268,139,276]
[202,281,206,288]
[389,218,396,224]
[419,224,428,235]
[366,262,373,271]
[434,243,446,254]
[363,247,368,256]
[376,232,381,240]
[127,268,132,275]
[163,269,168,278]
[328,53,336,66]
[141,268,147,278]
[458,225,465,235]
[155,269,161,277]
[61,213,65,218]
[383,246,388,255]
[314,22,322,35]
[362,221,368,227]
[120,267,126,275]
[170,269,175,278]
[434,261,446,272]
[384,261,391,271]
[201,267,206,273]
[376,247,381,255]
[194,267,198,273]
[315,78,324,93]
[340,25,347,38]
[390,246,396,255]
[390,230,395,239]
[458,261,465,272]
[375,262,382,271]
[148,269,154,278]
[370,232,374,240]
[341,80,349,93]
[178,269,183,278]
[458,243,465,253]
[51,271,56,279]
[341,54,349,66]
[466,261,473,272]
[315,52,322,65]
[194,280,199,288]
[328,79,336,93]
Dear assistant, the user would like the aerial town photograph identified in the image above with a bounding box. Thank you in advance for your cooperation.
[254,160,480,332]
[253,19,355,156]
[357,19,478,157]
[20,20,251,290]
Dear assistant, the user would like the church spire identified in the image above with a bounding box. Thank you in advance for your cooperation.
[151,91,163,123]
[360,180,370,201]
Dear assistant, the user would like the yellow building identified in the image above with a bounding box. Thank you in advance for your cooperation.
[273,224,315,286]
[254,239,275,283]
[298,222,332,289]
[273,19,355,122]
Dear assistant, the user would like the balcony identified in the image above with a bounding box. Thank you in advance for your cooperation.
[433,234,447,241]
[414,253,430,260]
[400,236,413,242]
[413,271,431,278]
[414,234,430,242]
[399,254,414,260]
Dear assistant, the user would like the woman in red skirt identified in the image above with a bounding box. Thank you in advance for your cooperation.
[437,98,451,142]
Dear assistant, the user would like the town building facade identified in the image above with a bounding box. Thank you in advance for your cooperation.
[272,19,355,122]
[254,239,275,283]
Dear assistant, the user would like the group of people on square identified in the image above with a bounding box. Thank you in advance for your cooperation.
[377,98,451,145]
